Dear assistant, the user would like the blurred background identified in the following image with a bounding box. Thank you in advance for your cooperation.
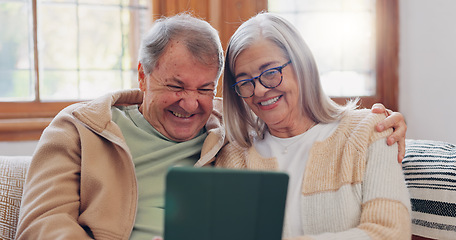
[1,0,455,155]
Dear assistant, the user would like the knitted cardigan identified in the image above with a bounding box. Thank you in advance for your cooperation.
[215,109,411,240]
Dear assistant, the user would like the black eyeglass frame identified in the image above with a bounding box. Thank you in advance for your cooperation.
[231,60,292,98]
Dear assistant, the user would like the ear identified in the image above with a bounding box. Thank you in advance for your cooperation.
[138,62,146,91]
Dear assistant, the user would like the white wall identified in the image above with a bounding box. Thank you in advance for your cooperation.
[399,0,456,144]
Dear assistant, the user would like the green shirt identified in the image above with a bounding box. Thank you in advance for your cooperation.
[111,105,207,239]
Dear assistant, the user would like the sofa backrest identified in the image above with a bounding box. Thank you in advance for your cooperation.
[0,156,31,240]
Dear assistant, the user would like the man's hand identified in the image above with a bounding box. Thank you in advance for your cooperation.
[371,103,407,163]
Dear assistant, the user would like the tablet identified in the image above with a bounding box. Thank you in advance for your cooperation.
[164,167,289,240]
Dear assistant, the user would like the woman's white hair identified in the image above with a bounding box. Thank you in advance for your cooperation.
[223,12,358,148]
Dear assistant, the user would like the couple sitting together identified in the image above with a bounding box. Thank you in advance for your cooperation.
[16,12,411,240]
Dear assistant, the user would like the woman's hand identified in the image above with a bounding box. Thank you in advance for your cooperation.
[371,103,407,163]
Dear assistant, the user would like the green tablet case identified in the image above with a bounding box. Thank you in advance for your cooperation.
[164,167,289,240]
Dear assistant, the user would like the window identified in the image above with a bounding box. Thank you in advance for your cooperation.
[268,0,399,110]
[1,0,269,141]
[2,0,398,141]
[0,0,149,102]
[0,0,150,140]
[269,0,375,97]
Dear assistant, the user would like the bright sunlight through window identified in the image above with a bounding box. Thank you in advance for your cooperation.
[0,0,149,102]
[268,0,376,97]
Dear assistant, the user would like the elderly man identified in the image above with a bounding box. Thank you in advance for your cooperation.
[16,13,406,239]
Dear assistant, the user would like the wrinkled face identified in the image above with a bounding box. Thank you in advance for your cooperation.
[234,39,303,135]
[138,40,218,142]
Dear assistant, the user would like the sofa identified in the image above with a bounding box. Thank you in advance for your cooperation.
[401,139,456,240]
[1,139,455,240]
[0,155,30,240]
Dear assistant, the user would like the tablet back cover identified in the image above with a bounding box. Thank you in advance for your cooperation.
[164,167,288,240]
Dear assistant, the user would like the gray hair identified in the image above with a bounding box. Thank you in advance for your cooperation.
[223,12,358,147]
[138,13,224,81]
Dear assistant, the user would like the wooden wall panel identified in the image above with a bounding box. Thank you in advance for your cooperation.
[153,0,211,19]
[152,0,267,47]
[220,0,267,48]
[376,0,399,111]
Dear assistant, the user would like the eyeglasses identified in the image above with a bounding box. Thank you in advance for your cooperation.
[231,60,292,98]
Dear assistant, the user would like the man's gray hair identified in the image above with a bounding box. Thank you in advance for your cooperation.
[138,13,224,80]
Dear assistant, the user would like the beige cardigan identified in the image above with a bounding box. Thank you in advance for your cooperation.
[216,110,412,240]
[16,89,225,240]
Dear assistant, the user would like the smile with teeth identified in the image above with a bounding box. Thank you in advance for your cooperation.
[259,96,281,106]
[172,111,192,118]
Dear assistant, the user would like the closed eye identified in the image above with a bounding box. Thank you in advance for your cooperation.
[167,85,184,91]
[198,88,215,95]
[232,79,253,88]
[239,80,253,86]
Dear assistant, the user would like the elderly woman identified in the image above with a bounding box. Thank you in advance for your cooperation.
[217,13,411,239]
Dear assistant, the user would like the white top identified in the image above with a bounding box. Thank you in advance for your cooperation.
[254,121,340,237]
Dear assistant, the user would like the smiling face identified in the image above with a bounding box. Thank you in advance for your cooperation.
[138,40,218,142]
[234,39,310,137]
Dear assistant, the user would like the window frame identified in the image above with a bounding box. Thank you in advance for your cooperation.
[0,0,398,141]
[332,0,399,112]
[0,0,147,140]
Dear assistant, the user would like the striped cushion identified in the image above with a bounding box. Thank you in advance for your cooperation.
[0,156,31,240]
[403,139,456,240]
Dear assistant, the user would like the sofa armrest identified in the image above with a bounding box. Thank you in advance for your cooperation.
[0,156,31,240]
[403,139,456,240]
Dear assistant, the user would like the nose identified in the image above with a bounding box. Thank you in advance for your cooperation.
[178,91,199,113]
[253,78,268,97]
